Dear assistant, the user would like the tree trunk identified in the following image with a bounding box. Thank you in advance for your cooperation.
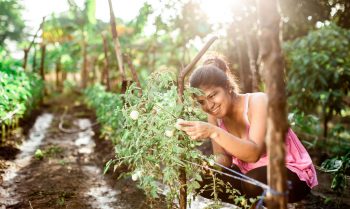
[245,32,261,92]
[23,48,29,70]
[39,44,46,82]
[32,45,37,72]
[56,59,61,92]
[236,39,253,93]
[257,0,288,208]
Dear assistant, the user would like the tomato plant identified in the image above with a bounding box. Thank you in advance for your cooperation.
[84,71,252,208]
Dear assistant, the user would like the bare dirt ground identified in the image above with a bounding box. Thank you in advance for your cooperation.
[0,93,166,209]
[0,91,349,209]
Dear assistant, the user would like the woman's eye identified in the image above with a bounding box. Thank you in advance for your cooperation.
[209,93,216,99]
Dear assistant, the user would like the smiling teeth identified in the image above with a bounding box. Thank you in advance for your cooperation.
[212,107,219,113]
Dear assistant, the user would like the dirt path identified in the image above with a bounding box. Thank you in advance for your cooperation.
[0,94,161,209]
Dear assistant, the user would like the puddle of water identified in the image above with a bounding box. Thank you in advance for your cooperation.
[74,119,95,154]
[83,165,123,209]
[0,113,53,205]
[156,182,238,209]
[76,119,123,209]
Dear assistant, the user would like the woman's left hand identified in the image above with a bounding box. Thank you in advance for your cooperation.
[177,120,215,140]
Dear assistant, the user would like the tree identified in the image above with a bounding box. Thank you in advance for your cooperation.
[0,0,25,46]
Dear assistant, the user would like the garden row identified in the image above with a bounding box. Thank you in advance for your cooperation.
[0,48,43,140]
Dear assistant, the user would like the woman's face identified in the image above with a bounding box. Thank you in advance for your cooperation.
[195,85,231,118]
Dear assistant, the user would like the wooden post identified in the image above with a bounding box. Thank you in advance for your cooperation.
[123,53,142,95]
[81,39,88,88]
[107,0,126,84]
[177,36,218,209]
[256,0,288,208]
[101,33,111,91]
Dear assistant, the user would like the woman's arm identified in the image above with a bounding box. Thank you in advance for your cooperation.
[208,115,232,167]
[179,93,268,163]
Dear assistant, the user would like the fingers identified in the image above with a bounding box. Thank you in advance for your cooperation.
[180,125,196,132]
[177,120,197,127]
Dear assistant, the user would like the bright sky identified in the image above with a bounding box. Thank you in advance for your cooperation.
[22,0,241,34]
[14,0,241,58]
[22,0,146,33]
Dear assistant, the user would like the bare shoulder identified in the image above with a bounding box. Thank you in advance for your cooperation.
[249,92,268,112]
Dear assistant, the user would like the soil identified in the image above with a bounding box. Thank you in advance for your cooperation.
[0,91,349,209]
[0,93,166,209]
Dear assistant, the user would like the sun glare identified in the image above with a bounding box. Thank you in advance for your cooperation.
[200,0,244,25]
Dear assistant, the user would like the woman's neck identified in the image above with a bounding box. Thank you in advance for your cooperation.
[223,93,246,123]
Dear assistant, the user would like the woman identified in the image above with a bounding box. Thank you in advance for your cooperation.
[177,55,318,203]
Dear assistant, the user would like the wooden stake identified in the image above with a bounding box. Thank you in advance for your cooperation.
[101,33,111,91]
[256,0,288,208]
[107,0,126,83]
[177,36,218,209]
[123,53,142,95]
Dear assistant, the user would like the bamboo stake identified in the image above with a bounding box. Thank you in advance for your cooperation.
[107,0,126,83]
[256,0,288,208]
[101,33,111,91]
[123,53,142,95]
[177,36,218,99]
[177,36,218,209]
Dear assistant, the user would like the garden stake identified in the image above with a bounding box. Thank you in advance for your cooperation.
[177,36,218,209]
[123,53,142,95]
[107,0,126,92]
[101,33,111,91]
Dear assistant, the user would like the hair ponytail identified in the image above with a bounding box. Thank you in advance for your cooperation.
[200,53,240,94]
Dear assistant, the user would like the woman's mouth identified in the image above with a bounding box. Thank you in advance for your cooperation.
[211,106,220,114]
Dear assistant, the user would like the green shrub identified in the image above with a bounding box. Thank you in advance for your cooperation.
[284,23,350,136]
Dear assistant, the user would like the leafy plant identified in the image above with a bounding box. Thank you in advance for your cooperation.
[284,23,350,137]
[0,47,43,128]
[84,71,253,208]
[321,152,350,193]
[288,110,321,146]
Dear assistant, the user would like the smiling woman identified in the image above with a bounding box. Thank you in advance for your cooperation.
[177,54,318,204]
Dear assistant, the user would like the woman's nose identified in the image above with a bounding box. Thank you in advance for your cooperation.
[206,99,215,110]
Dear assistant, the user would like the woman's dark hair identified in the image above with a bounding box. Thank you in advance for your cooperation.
[189,54,240,94]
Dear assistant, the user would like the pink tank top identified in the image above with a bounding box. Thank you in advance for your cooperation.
[218,93,318,188]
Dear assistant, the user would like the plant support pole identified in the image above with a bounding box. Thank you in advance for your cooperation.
[108,0,125,82]
[123,53,142,95]
[177,36,218,209]
[256,0,288,208]
[101,33,111,91]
